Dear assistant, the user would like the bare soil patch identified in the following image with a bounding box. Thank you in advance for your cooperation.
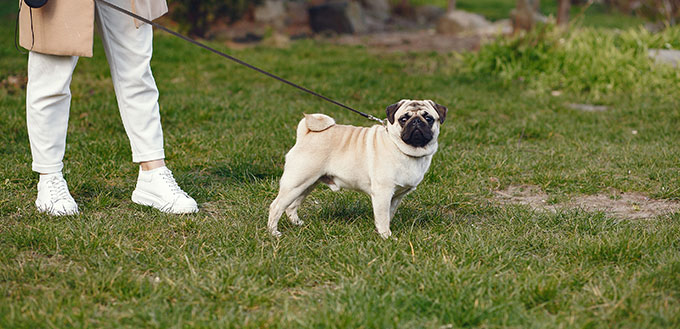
[495,185,680,219]
[331,30,482,53]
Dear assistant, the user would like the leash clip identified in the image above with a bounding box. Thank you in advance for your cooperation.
[366,115,385,126]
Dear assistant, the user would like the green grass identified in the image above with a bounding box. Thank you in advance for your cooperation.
[2,3,680,328]
[467,23,680,102]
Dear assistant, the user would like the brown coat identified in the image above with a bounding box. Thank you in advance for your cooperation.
[19,0,168,57]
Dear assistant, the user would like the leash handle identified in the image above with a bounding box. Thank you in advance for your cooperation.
[94,0,384,125]
[15,0,36,55]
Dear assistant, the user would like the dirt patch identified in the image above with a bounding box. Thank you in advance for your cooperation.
[1,75,27,94]
[494,185,680,219]
[331,30,483,53]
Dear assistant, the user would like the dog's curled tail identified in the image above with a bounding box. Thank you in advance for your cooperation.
[296,113,335,139]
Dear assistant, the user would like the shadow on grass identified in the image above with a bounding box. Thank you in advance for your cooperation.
[315,196,372,224]
[206,161,282,184]
[300,191,474,231]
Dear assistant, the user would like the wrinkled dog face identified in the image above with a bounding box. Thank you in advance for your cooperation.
[386,99,447,148]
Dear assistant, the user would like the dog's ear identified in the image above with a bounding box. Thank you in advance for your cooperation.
[428,100,448,124]
[386,100,404,124]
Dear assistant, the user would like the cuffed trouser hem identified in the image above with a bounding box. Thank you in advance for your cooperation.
[132,150,165,163]
[32,162,64,174]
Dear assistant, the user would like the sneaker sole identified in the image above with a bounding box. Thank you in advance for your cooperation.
[131,190,198,214]
[35,201,79,216]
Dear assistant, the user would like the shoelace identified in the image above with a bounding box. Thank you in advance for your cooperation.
[47,176,72,201]
[158,169,189,197]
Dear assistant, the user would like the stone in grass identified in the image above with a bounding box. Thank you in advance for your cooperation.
[648,49,680,68]
[414,5,446,26]
[309,1,367,35]
[567,103,609,112]
[254,0,287,29]
[361,0,391,32]
[436,10,492,35]
[361,0,391,22]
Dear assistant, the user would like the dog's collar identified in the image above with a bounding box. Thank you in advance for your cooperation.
[386,133,438,158]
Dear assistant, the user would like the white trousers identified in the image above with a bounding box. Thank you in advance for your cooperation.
[26,0,164,174]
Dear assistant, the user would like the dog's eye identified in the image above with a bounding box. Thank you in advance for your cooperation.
[423,113,435,124]
[398,116,409,124]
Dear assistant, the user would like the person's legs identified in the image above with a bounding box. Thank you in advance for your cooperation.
[27,52,78,173]
[95,0,197,213]
[26,51,80,215]
[95,0,164,163]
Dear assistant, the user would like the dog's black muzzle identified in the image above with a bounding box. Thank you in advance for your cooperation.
[401,117,433,147]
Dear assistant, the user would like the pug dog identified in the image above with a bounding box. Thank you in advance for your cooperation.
[268,99,447,239]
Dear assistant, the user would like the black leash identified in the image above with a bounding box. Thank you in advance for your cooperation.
[95,0,384,124]
[14,0,37,54]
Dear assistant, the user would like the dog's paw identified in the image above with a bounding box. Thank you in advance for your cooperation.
[378,230,392,239]
[269,229,283,238]
[289,218,305,226]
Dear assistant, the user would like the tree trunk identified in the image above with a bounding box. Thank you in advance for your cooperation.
[447,0,456,13]
[557,0,571,26]
[512,0,548,32]
[513,0,535,32]
[531,0,540,12]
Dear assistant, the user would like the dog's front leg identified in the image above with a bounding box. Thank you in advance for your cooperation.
[371,189,394,239]
[389,188,414,221]
[268,198,284,237]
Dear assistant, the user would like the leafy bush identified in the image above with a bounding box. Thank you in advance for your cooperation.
[170,0,262,37]
[607,0,679,25]
[465,23,680,101]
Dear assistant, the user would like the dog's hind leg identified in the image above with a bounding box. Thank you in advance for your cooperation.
[285,183,317,226]
[268,176,319,237]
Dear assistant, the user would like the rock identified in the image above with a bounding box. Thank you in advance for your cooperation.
[285,1,310,26]
[345,2,367,34]
[360,0,390,31]
[333,30,481,53]
[644,22,666,33]
[511,0,547,32]
[309,1,367,34]
[510,10,547,31]
[211,20,266,42]
[567,103,609,112]
[436,10,492,35]
[648,49,680,68]
[284,1,312,37]
[476,18,512,36]
[363,14,387,32]
[254,0,287,29]
[261,32,291,48]
[415,5,446,26]
[361,0,390,22]
[233,32,265,44]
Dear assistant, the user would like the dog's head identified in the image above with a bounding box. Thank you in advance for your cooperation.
[385,99,447,156]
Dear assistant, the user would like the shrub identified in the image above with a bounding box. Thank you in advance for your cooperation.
[465,23,680,101]
[170,0,262,38]
[607,0,679,25]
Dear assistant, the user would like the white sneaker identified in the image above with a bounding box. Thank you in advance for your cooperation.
[131,166,198,214]
[35,172,79,216]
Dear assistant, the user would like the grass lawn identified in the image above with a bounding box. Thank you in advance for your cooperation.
[2,3,680,328]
